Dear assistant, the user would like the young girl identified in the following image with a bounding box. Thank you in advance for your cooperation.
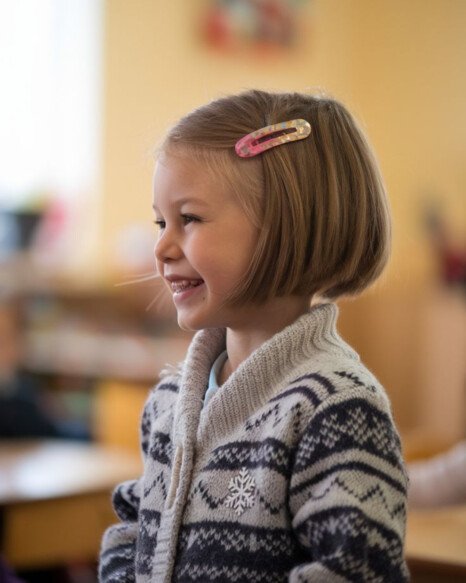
[100,90,409,582]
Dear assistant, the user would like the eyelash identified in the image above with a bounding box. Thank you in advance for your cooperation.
[154,214,200,230]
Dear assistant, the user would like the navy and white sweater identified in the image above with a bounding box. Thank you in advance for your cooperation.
[99,303,409,582]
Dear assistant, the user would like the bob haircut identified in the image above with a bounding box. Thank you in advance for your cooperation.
[161,89,391,305]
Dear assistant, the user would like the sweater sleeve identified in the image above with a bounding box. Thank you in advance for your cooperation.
[99,393,153,583]
[288,389,409,582]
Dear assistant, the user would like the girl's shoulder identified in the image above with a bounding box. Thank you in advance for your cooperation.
[142,365,183,418]
[153,364,183,399]
[139,367,182,445]
[159,361,184,380]
[280,352,392,422]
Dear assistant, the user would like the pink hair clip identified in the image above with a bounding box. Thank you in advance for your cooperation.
[235,118,311,158]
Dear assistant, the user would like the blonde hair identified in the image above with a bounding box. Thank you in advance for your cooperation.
[162,89,391,304]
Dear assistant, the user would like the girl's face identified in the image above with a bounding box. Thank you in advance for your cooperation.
[153,153,259,331]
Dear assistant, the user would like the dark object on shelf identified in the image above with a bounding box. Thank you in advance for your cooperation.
[424,203,466,294]
[0,372,60,440]
[13,211,43,249]
[0,210,44,252]
[0,556,25,583]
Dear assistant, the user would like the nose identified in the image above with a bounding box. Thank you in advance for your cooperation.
[154,227,182,264]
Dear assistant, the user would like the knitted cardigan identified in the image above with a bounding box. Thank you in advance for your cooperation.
[99,303,409,583]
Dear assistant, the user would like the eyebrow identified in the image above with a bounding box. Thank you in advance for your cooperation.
[152,196,210,212]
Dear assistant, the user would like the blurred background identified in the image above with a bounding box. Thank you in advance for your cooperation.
[0,1,465,582]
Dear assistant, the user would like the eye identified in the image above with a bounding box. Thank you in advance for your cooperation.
[181,214,200,225]
[153,219,166,230]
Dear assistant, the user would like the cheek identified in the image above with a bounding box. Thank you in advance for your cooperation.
[194,251,236,290]
[213,251,252,288]
[231,234,258,273]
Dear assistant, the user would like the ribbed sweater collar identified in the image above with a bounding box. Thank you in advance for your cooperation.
[173,302,357,451]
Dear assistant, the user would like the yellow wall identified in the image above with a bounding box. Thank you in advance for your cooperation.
[350,0,466,288]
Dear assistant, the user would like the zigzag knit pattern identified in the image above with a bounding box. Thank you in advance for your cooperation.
[99,304,409,582]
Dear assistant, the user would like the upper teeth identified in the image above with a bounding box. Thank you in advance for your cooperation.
[171,280,202,293]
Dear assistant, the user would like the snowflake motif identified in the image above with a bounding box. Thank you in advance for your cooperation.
[224,467,256,515]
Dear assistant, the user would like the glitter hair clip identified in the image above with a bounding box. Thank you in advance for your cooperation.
[235,118,311,158]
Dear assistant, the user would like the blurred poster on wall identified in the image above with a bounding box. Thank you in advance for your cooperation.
[201,0,310,54]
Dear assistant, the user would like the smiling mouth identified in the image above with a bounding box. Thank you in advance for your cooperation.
[170,279,204,294]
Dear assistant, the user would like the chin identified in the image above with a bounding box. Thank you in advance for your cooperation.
[176,312,205,332]
[177,318,196,332]
[175,309,224,332]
